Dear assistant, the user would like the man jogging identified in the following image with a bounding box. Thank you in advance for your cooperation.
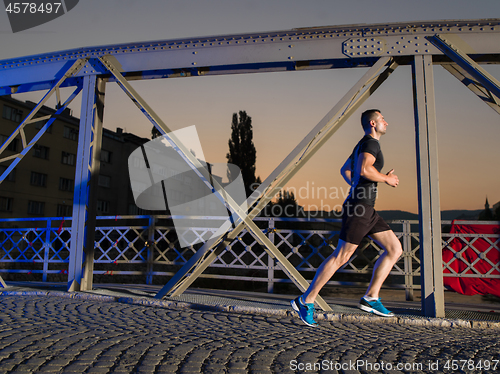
[291,109,403,326]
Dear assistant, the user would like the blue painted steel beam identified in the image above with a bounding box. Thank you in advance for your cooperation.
[0,59,86,184]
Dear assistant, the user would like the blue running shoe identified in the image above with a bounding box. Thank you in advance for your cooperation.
[291,296,318,327]
[358,297,395,317]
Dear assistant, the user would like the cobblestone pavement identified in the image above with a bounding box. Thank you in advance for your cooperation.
[1,296,500,373]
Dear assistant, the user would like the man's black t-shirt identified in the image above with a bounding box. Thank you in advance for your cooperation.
[345,135,384,206]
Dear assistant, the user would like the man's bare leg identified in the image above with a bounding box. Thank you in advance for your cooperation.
[364,230,403,299]
[303,240,358,304]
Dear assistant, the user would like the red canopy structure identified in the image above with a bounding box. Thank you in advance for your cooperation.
[443,221,500,297]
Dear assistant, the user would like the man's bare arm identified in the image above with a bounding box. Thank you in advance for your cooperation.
[340,158,352,185]
[358,152,399,187]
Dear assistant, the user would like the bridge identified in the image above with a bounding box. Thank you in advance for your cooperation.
[1,19,500,317]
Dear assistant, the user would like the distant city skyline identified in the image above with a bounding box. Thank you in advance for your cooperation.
[1,1,499,214]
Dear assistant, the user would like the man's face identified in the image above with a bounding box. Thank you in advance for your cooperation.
[372,112,388,135]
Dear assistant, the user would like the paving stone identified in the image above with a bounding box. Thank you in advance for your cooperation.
[85,368,111,374]
[0,294,499,374]
[156,364,179,372]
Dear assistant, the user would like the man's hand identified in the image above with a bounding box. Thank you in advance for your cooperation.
[385,169,399,187]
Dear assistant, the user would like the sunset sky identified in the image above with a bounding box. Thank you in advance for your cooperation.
[1,0,499,214]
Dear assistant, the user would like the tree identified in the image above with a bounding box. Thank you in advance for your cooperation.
[151,126,162,139]
[226,111,260,197]
[478,197,494,221]
[275,190,299,217]
[260,189,307,218]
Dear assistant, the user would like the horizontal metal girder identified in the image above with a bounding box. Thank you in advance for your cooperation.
[0,58,383,96]
[1,19,500,94]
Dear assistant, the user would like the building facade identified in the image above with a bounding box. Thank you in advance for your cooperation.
[0,96,149,224]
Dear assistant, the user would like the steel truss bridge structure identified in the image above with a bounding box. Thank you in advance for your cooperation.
[1,19,500,317]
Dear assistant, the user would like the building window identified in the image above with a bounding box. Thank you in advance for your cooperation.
[0,165,15,182]
[97,200,110,214]
[0,197,13,212]
[128,204,146,215]
[61,151,76,166]
[30,172,47,187]
[63,126,78,141]
[33,144,50,159]
[28,201,45,215]
[100,150,112,164]
[2,105,23,123]
[57,204,72,217]
[0,134,19,152]
[34,120,52,133]
[98,175,111,188]
[59,178,74,192]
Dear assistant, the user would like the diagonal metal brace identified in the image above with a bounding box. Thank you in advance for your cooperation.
[158,57,399,301]
[156,57,400,309]
[98,56,242,212]
[159,57,399,300]
[440,63,500,115]
[98,55,338,311]
[428,34,500,99]
[0,275,6,289]
[0,59,87,184]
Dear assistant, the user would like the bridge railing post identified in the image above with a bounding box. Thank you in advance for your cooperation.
[402,220,414,301]
[146,216,156,285]
[267,218,275,294]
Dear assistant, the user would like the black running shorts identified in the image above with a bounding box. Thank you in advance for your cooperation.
[339,202,391,245]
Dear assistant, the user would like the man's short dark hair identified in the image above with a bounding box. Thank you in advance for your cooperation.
[361,109,381,131]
